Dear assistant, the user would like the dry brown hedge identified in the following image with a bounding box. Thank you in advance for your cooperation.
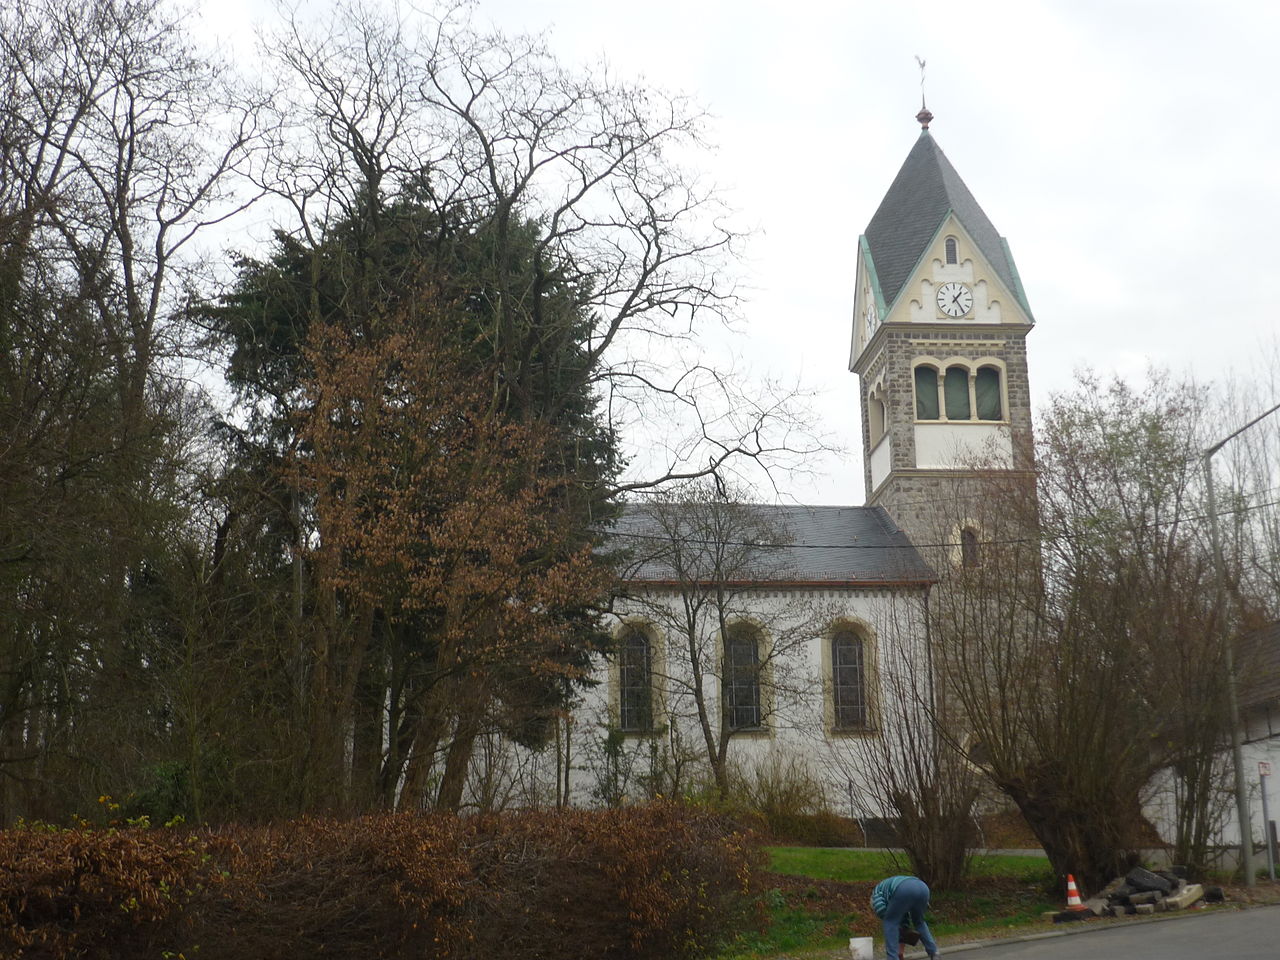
[0,804,762,960]
[0,823,225,959]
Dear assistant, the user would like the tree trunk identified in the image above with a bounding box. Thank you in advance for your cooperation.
[436,702,483,811]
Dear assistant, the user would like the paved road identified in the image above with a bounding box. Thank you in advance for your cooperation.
[946,905,1280,960]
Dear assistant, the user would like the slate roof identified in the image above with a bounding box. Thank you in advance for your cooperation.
[607,503,935,586]
[863,130,1033,318]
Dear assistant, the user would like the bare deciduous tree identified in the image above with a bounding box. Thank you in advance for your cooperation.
[0,0,264,823]
[253,0,825,494]
[617,481,830,801]
[822,592,981,890]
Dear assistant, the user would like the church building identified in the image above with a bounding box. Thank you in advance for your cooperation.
[572,110,1037,809]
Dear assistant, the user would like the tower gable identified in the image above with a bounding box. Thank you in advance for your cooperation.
[862,131,1031,320]
[895,213,1033,328]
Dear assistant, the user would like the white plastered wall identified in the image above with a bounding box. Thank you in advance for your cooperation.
[566,585,934,815]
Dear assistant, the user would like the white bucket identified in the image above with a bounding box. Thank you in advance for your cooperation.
[849,935,875,960]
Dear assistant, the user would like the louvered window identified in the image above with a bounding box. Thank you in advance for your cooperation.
[914,366,940,420]
[975,366,1002,420]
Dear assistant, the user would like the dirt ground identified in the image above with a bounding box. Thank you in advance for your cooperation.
[1214,879,1280,907]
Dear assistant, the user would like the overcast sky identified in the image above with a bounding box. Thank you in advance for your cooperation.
[209,0,1280,505]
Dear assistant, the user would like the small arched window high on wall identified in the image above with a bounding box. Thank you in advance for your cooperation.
[914,365,940,420]
[869,393,886,446]
[831,629,868,729]
[960,527,981,568]
[724,626,762,730]
[944,236,958,265]
[618,626,653,732]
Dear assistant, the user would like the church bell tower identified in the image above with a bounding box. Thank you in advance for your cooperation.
[849,109,1035,562]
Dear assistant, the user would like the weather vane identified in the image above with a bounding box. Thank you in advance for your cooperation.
[914,55,933,129]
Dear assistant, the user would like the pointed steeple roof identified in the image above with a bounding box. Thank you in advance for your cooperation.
[863,130,1032,317]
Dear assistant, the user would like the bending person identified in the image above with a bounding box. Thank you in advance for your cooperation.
[870,874,939,960]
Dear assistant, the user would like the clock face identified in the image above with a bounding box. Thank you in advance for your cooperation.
[936,282,973,318]
[865,303,878,335]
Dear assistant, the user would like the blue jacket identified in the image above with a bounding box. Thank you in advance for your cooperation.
[870,875,910,918]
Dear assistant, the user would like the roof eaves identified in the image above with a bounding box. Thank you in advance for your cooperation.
[1000,236,1035,321]
[626,578,937,590]
[859,234,889,317]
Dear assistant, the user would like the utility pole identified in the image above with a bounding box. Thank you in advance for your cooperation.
[1203,398,1280,888]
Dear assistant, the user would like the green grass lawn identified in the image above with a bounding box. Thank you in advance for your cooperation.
[719,848,1060,960]
[766,847,1054,884]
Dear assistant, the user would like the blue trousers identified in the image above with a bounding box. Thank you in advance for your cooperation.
[881,876,939,960]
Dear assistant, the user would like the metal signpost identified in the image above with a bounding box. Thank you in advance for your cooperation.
[1261,761,1276,881]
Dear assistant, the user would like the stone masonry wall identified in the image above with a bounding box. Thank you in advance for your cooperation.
[856,322,1035,568]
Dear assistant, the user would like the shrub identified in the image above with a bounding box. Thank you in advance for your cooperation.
[191,814,471,960]
[733,755,829,819]
[724,756,863,847]
[0,823,221,959]
[0,804,761,960]
[465,804,762,960]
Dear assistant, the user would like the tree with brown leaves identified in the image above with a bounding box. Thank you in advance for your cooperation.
[296,303,613,811]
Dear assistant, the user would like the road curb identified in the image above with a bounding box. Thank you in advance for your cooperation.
[920,900,1280,956]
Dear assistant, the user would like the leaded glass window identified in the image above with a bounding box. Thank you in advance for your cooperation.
[618,627,653,732]
[832,630,867,729]
[725,629,761,730]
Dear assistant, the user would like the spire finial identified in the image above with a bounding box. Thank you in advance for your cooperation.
[914,55,933,129]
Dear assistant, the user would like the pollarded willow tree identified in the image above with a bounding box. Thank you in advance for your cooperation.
[931,370,1244,890]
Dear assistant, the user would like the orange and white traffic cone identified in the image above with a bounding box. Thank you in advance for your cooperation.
[1065,874,1087,911]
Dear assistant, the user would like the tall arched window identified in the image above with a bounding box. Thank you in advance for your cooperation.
[618,627,653,732]
[914,365,940,420]
[960,527,981,568]
[944,236,958,265]
[725,627,762,730]
[975,366,1002,420]
[831,629,868,729]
